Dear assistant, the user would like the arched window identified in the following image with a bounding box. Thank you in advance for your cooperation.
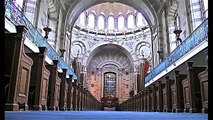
[14,0,24,10]
[17,0,37,24]
[104,72,116,97]
[108,16,114,30]
[203,0,208,19]
[118,15,124,31]
[189,0,202,30]
[141,13,148,27]
[98,15,105,30]
[88,13,95,28]
[137,12,143,27]
[169,26,177,52]
[127,14,134,29]
[79,12,85,26]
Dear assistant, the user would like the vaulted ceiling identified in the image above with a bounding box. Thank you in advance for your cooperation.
[59,0,171,32]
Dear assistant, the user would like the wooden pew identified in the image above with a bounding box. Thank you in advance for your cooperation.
[162,76,174,112]
[171,71,187,112]
[136,95,139,111]
[139,92,143,111]
[182,61,206,113]
[156,81,165,112]
[72,80,77,111]
[4,26,33,111]
[146,87,151,112]
[45,60,61,111]
[143,89,147,111]
[82,88,87,111]
[198,68,208,113]
[80,85,84,111]
[58,69,68,111]
[76,84,81,111]
[66,75,73,111]
[139,91,144,111]
[151,84,157,111]
[26,47,50,111]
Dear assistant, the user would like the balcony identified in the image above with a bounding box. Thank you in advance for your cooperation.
[5,0,77,80]
[145,19,208,85]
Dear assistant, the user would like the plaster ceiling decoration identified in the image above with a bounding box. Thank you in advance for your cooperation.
[64,0,165,32]
[87,2,136,16]
[87,44,133,74]
[71,40,86,58]
[135,41,152,61]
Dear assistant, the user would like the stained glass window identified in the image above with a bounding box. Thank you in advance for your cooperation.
[104,72,116,97]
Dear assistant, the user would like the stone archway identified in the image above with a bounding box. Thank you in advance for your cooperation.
[86,44,135,103]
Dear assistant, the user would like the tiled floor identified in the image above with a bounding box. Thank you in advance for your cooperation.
[5,111,208,120]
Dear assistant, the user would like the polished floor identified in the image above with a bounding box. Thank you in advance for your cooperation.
[5,111,208,120]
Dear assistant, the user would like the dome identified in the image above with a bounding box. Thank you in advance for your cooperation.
[73,2,150,38]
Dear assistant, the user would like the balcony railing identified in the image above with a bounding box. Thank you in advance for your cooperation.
[5,1,77,80]
[145,19,208,83]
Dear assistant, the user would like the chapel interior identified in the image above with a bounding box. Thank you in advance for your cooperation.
[4,0,208,114]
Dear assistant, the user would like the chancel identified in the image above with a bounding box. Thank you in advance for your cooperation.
[4,0,208,119]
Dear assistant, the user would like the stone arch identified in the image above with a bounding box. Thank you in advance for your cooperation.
[86,44,134,69]
[86,44,135,101]
[71,40,86,58]
[65,0,158,33]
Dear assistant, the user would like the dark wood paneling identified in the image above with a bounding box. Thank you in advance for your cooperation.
[4,26,33,111]
[27,47,50,111]
[182,61,206,113]
[198,68,208,113]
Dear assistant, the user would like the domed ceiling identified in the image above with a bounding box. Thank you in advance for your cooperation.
[87,2,136,16]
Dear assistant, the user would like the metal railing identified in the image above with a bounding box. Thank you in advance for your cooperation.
[5,0,77,80]
[145,19,208,83]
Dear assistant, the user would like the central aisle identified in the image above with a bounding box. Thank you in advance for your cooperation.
[5,111,208,120]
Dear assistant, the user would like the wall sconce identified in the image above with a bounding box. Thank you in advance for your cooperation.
[173,28,182,44]
[59,48,66,58]
[157,50,163,60]
[43,26,52,39]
